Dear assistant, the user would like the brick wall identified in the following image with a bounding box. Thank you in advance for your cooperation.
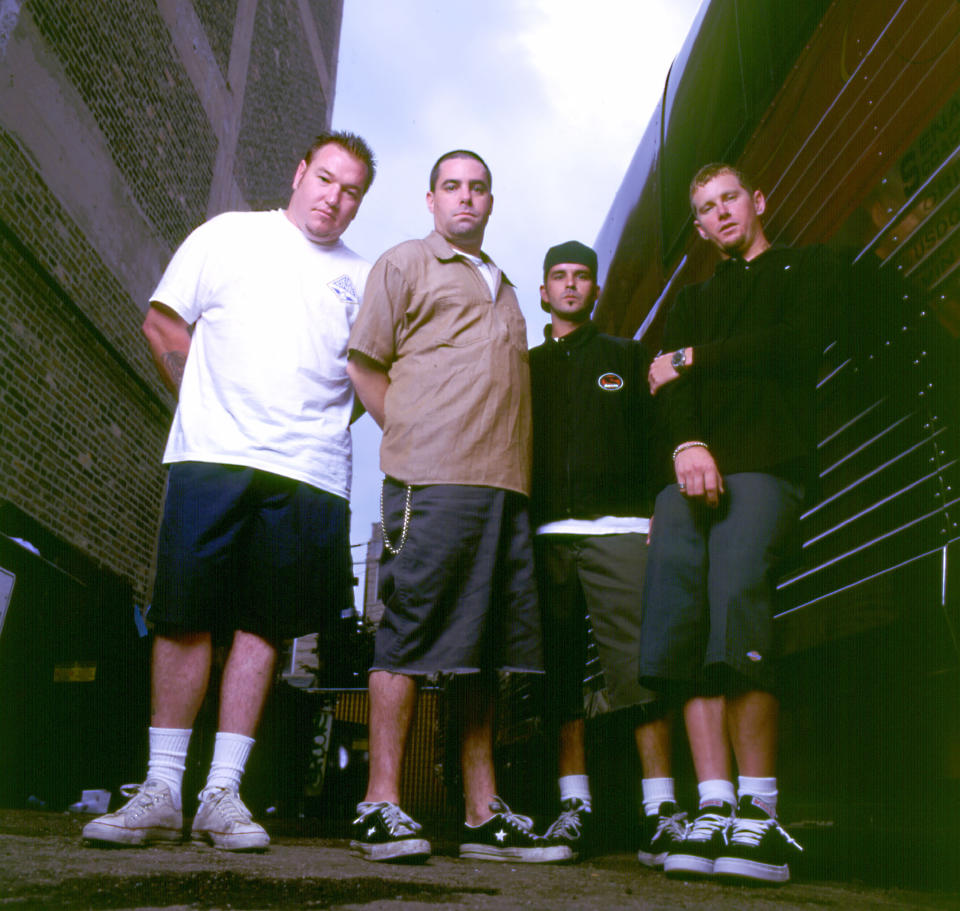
[28,0,217,249]
[0,0,342,598]
[0,128,171,597]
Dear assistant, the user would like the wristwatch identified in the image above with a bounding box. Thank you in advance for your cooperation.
[671,349,688,373]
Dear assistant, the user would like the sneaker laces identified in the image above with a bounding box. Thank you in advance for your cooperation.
[489,796,534,833]
[730,815,803,851]
[685,810,730,843]
[117,781,168,812]
[354,801,422,836]
[199,787,253,823]
[545,802,585,839]
[653,808,687,841]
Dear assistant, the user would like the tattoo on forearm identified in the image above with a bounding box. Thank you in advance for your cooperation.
[162,351,187,389]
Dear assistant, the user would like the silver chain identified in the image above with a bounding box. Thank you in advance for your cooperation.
[380,481,413,556]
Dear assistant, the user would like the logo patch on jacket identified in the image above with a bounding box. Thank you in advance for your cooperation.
[328,274,360,304]
[597,372,624,391]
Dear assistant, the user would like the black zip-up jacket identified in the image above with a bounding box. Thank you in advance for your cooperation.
[660,244,841,490]
[529,321,663,527]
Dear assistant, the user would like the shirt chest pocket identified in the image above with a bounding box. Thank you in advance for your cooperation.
[424,296,493,348]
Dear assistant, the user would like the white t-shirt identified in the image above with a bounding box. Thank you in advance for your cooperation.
[536,516,650,536]
[151,209,371,500]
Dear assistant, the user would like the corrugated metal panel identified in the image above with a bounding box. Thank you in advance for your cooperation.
[594,0,960,659]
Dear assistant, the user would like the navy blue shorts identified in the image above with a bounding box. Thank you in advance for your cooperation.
[149,462,353,646]
[639,472,802,692]
[373,480,543,676]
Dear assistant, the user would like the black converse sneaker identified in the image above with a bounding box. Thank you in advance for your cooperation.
[543,797,593,860]
[460,797,572,863]
[714,794,803,884]
[663,800,733,877]
[637,801,687,868]
[350,802,431,862]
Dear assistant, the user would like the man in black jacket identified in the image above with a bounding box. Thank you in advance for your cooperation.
[531,241,684,866]
[641,164,839,884]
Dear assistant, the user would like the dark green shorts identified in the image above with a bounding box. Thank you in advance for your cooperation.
[536,532,657,722]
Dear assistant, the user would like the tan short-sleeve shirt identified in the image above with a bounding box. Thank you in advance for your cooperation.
[349,231,532,495]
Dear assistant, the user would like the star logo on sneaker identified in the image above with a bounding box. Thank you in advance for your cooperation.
[495,828,507,842]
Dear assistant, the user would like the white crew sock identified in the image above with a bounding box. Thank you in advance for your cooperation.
[697,778,736,810]
[204,731,255,795]
[559,774,592,811]
[641,777,676,817]
[146,726,191,810]
[738,775,779,817]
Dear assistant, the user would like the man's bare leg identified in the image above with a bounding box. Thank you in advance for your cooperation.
[636,714,672,779]
[724,687,781,815]
[458,680,498,826]
[364,670,417,804]
[547,717,591,843]
[456,677,571,863]
[712,689,798,883]
[151,631,213,727]
[558,718,586,777]
[351,670,429,862]
[683,695,731,784]
[661,697,736,876]
[635,711,684,867]
[192,630,277,851]
[726,689,778,778]
[216,630,277,736]
[82,632,213,844]
[636,712,677,815]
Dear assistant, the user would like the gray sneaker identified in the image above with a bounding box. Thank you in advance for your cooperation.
[82,780,182,846]
[191,787,269,851]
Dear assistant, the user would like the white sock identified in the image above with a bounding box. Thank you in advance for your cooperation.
[641,777,676,817]
[559,774,592,811]
[698,779,736,810]
[738,775,778,817]
[146,727,191,810]
[204,731,255,795]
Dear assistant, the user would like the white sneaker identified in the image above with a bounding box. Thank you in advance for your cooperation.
[191,787,269,851]
[82,780,182,846]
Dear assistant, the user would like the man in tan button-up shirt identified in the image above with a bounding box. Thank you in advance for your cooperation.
[346,151,564,864]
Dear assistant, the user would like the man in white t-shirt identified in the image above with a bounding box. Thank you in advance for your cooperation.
[83,130,376,852]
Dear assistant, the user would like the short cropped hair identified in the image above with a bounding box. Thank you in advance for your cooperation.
[429,149,492,193]
[304,130,377,194]
[689,162,755,212]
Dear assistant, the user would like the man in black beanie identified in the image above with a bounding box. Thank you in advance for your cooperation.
[530,241,685,865]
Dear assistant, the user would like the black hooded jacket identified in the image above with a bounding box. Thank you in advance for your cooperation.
[529,321,663,527]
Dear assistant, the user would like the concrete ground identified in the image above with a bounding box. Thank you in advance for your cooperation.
[1,810,957,911]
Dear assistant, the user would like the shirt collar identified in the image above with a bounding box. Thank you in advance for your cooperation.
[424,230,514,287]
[548,321,598,348]
[716,243,783,274]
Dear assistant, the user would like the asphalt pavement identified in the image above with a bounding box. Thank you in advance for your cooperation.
[1,810,957,910]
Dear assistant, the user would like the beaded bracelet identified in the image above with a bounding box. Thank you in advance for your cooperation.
[672,440,709,461]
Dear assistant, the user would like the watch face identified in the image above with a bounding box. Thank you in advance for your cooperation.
[671,350,685,370]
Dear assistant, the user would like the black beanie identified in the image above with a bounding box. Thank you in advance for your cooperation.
[541,241,597,312]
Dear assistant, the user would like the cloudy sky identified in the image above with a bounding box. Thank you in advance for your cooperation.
[329,0,705,595]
